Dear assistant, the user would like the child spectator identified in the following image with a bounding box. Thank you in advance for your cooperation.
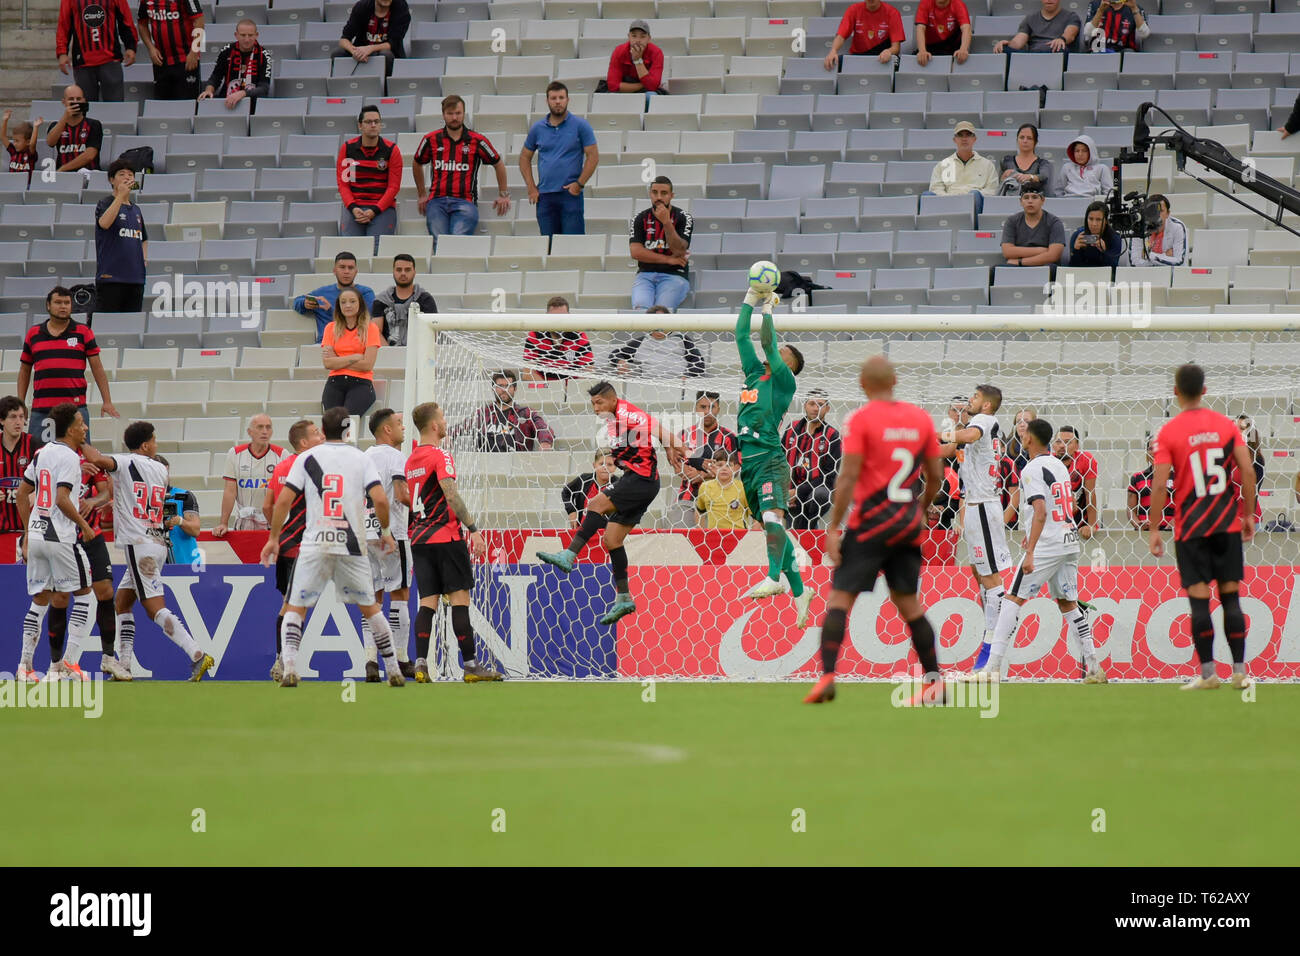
[3,110,42,185]
[1057,135,1113,198]
[696,451,750,530]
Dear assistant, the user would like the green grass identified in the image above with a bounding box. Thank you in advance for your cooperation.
[2,681,1297,865]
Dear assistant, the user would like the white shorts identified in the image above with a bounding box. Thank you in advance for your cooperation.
[26,538,90,595]
[289,549,376,608]
[962,500,1011,575]
[368,539,411,593]
[120,540,169,601]
[1009,551,1080,602]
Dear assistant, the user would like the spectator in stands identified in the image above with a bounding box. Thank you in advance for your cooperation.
[993,0,1080,53]
[1057,134,1113,198]
[928,460,961,529]
[337,105,402,254]
[925,121,999,215]
[1082,0,1148,53]
[604,20,665,105]
[672,390,739,528]
[1001,184,1066,267]
[414,94,510,242]
[294,251,376,343]
[520,81,599,237]
[95,158,148,314]
[783,387,841,531]
[3,110,42,185]
[320,288,382,415]
[0,396,39,535]
[999,123,1054,197]
[57,0,137,101]
[915,0,972,65]
[199,20,272,111]
[696,450,749,530]
[1052,424,1098,531]
[374,253,437,347]
[1128,436,1173,530]
[213,413,286,536]
[137,0,204,100]
[610,314,706,379]
[1067,201,1122,267]
[523,297,595,383]
[1237,414,1266,522]
[45,85,102,172]
[1008,405,1036,470]
[1127,193,1187,267]
[562,448,617,529]
[824,0,905,70]
[630,176,694,311]
[18,287,119,443]
[999,451,1020,530]
[998,184,1060,265]
[453,369,555,452]
[1278,91,1300,140]
[334,0,411,75]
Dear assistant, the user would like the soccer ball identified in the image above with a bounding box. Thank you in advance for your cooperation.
[748,260,780,294]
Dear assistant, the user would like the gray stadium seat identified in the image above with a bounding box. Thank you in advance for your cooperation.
[693,270,744,309]
[148,240,200,276]
[1041,91,1098,128]
[716,232,778,270]
[285,201,340,237]
[801,197,860,234]
[249,97,310,137]
[1174,51,1233,92]
[1118,52,1177,91]
[0,206,55,241]
[837,56,895,95]
[1231,53,1288,90]
[276,59,332,98]
[832,231,892,270]
[203,314,263,350]
[813,268,871,307]
[282,135,342,169]
[1007,52,1062,92]
[90,312,145,349]
[1142,16,1199,53]
[197,169,258,203]
[811,94,871,132]
[137,99,195,137]
[902,128,959,163]
[893,230,952,269]
[166,133,226,173]
[258,236,319,276]
[143,312,204,350]
[884,161,935,195]
[868,93,927,130]
[138,172,197,203]
[1097,89,1152,126]
[1155,90,1211,127]
[194,97,250,136]
[780,57,837,96]
[300,21,344,58]
[409,21,468,58]
[388,58,447,96]
[845,129,904,163]
[917,193,976,231]
[743,199,801,238]
[732,129,791,165]
[872,267,931,307]
[254,167,316,204]
[780,233,838,272]
[859,195,918,231]
[788,131,846,165]
[26,240,87,277]
[1196,14,1253,53]
[925,91,984,130]
[769,164,824,200]
[953,229,1004,268]
[982,90,1039,129]
[895,55,950,93]
[1062,53,1120,92]
[755,94,814,131]
[930,267,991,307]
[227,201,285,239]
[990,265,1051,307]
[198,239,259,276]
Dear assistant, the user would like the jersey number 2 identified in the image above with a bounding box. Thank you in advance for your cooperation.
[322,474,344,517]
[887,449,915,502]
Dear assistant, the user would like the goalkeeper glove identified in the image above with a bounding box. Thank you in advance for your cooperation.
[743,289,781,310]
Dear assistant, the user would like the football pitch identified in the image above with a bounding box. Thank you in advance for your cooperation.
[2,681,1297,866]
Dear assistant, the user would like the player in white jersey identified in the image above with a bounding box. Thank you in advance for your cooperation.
[15,404,99,682]
[82,421,216,681]
[360,407,414,682]
[213,414,287,535]
[978,418,1105,683]
[261,406,404,687]
[938,384,1013,673]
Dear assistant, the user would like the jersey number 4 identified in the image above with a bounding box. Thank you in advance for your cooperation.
[1188,447,1228,498]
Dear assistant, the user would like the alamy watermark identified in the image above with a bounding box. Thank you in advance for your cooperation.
[889,672,1000,718]
[0,673,104,718]
[150,274,262,327]
[1041,274,1154,318]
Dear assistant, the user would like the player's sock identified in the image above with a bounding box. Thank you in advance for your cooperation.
[365,612,395,663]
[819,608,847,674]
[608,545,630,599]
[360,616,378,664]
[906,614,940,680]
[988,600,1022,670]
[1220,592,1247,675]
[1068,605,1097,670]
[63,592,95,663]
[20,603,48,668]
[415,605,435,661]
[96,599,116,657]
[389,602,410,662]
[153,607,200,660]
[452,605,476,665]
[275,614,283,657]
[779,534,805,597]
[981,585,1005,633]
[568,510,606,557]
[762,514,786,582]
[116,613,135,671]
[1188,596,1216,680]
[282,611,304,669]
[47,602,67,662]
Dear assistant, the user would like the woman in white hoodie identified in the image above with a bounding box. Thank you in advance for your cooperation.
[1057,134,1113,198]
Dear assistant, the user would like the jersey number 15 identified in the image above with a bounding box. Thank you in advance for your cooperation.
[1188,447,1228,498]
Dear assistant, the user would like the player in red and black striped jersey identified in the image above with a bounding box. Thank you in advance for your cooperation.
[57,0,138,101]
[0,397,41,533]
[403,402,500,682]
[262,418,324,682]
[413,94,511,239]
[806,357,946,705]
[782,388,842,530]
[338,105,403,253]
[538,381,684,626]
[1149,364,1257,691]
[199,21,272,108]
[137,0,204,100]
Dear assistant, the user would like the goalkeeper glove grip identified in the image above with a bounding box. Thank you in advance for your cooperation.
[742,289,781,310]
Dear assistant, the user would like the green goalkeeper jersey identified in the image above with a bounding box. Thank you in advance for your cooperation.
[734,303,797,456]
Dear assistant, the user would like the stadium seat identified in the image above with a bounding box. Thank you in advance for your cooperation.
[812,269,871,308]
[409,21,469,59]
[832,231,892,270]
[90,312,145,350]
[895,55,950,94]
[222,135,283,171]
[1007,51,1063,92]
[917,194,976,231]
[868,93,927,130]
[1229,266,1291,306]
[883,161,934,195]
[1212,89,1270,129]
[1142,15,1199,53]
[845,129,904,163]
[779,60,836,97]
[926,91,985,130]
[197,239,258,276]
[1192,229,1250,267]
[0,206,54,241]
[982,91,1039,130]
[137,99,195,137]
[1169,266,1230,307]
[328,56,387,97]
[143,313,204,351]
[801,197,860,234]
[990,265,1050,307]
[194,98,250,136]
[811,94,871,132]
[893,230,952,269]
[26,240,87,278]
[872,268,931,307]
[788,130,846,166]
[1155,90,1212,127]
[837,56,894,95]
[202,315,262,351]
[824,162,884,198]
[859,196,918,232]
[1062,53,1120,92]
[780,233,838,272]
[227,201,285,240]
[1175,51,1233,93]
[1197,14,1253,53]
[949,52,1005,89]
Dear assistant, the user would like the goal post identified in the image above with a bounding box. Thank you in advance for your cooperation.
[404,307,1300,683]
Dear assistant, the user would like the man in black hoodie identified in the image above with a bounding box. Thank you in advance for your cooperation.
[334,0,411,76]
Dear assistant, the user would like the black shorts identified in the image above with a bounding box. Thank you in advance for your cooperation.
[413,540,474,597]
[832,535,923,596]
[275,555,297,596]
[1175,532,1244,589]
[82,533,112,583]
[605,472,661,527]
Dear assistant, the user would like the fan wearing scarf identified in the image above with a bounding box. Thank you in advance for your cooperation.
[199,19,272,110]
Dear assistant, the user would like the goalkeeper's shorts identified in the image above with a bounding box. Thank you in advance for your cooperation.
[741,453,791,517]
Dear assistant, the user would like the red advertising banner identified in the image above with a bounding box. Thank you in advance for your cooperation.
[617,566,1300,681]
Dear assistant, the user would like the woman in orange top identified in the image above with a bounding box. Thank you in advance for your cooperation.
[320,288,382,414]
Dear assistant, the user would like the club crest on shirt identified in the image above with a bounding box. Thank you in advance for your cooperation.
[377,158,388,170]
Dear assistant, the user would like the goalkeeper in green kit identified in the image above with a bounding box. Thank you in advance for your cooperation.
[734,284,811,627]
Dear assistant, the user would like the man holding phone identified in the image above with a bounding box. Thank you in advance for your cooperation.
[292,251,376,343]
[45,85,103,172]
[1082,0,1148,53]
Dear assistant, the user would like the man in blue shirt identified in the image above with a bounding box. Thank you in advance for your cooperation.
[94,158,148,313]
[292,251,377,342]
[519,81,600,237]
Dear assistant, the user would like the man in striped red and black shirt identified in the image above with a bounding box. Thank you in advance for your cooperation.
[522,296,593,383]
[17,287,120,445]
[137,0,204,100]
[57,0,138,101]
[199,20,272,110]
[413,94,510,241]
[45,85,103,172]
[782,388,842,530]
[338,104,402,254]
[1127,435,1173,530]
[0,396,41,533]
